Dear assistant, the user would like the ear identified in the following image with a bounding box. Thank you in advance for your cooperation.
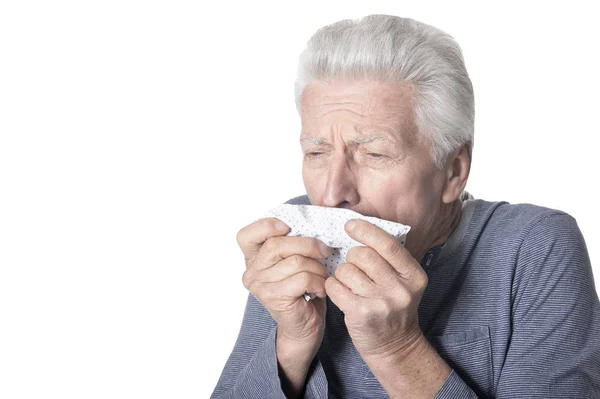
[441,143,472,204]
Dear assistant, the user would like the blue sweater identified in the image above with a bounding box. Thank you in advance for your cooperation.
[212,195,600,398]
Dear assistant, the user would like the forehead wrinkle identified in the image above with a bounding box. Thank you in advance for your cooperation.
[307,88,410,119]
[299,134,392,146]
[312,105,366,120]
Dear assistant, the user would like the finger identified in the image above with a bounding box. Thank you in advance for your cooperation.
[265,271,327,299]
[345,219,420,276]
[334,262,376,297]
[252,236,330,271]
[237,218,290,262]
[325,276,359,313]
[345,246,396,284]
[245,255,328,287]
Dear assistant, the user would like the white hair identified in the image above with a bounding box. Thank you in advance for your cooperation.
[294,14,475,168]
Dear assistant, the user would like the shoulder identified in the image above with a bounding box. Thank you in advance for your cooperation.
[472,199,579,243]
[433,198,587,275]
[473,199,589,278]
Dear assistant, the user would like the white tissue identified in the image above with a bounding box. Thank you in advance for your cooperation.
[262,204,411,277]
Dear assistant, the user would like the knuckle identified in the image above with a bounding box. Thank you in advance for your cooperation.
[235,227,248,250]
[309,238,325,257]
[360,247,378,264]
[395,291,412,309]
[380,300,394,317]
[369,299,391,321]
[296,271,312,288]
[289,254,305,269]
[360,228,373,243]
[335,263,350,280]
[305,237,317,251]
[328,276,342,292]
[415,270,429,289]
[263,237,280,256]
[358,304,373,319]
[385,241,402,258]
[325,276,335,290]
[259,284,274,303]
[346,247,358,262]
[301,270,315,284]
[241,270,251,289]
[236,220,263,247]
[347,247,361,261]
[347,247,375,265]
[242,270,261,292]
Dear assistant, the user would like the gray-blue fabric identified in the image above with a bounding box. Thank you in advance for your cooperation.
[212,195,600,398]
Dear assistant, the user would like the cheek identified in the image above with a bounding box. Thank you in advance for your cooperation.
[363,166,412,193]
[396,178,445,228]
[351,170,406,217]
[360,167,439,221]
[361,169,398,192]
[302,163,326,198]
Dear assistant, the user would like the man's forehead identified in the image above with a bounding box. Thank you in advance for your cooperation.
[300,82,419,148]
[301,79,414,114]
[299,133,391,145]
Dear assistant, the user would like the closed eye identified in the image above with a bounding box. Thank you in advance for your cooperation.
[367,153,385,158]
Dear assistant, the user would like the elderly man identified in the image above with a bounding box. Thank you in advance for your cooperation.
[212,15,600,398]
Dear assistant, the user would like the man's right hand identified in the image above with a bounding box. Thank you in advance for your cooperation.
[237,217,330,344]
[236,217,330,397]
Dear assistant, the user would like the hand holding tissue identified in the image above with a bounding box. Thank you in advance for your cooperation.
[262,204,411,300]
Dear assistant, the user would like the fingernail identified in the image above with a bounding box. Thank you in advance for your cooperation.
[275,220,288,231]
[346,220,356,231]
[318,241,330,258]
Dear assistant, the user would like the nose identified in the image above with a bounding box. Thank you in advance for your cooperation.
[322,152,359,208]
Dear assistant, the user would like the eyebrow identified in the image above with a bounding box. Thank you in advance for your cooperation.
[299,136,327,145]
[299,134,389,145]
[349,135,388,144]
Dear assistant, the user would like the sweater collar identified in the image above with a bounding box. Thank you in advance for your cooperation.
[421,191,477,269]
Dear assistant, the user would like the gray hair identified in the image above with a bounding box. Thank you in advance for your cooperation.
[294,14,474,168]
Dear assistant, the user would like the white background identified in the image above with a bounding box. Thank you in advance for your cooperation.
[1,1,598,398]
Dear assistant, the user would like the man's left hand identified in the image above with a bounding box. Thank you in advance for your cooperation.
[325,218,429,362]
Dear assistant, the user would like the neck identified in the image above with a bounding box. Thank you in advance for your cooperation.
[411,199,463,263]
[433,199,463,247]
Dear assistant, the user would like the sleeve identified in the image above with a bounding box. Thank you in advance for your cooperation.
[211,293,329,399]
[495,213,600,398]
[434,370,479,398]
